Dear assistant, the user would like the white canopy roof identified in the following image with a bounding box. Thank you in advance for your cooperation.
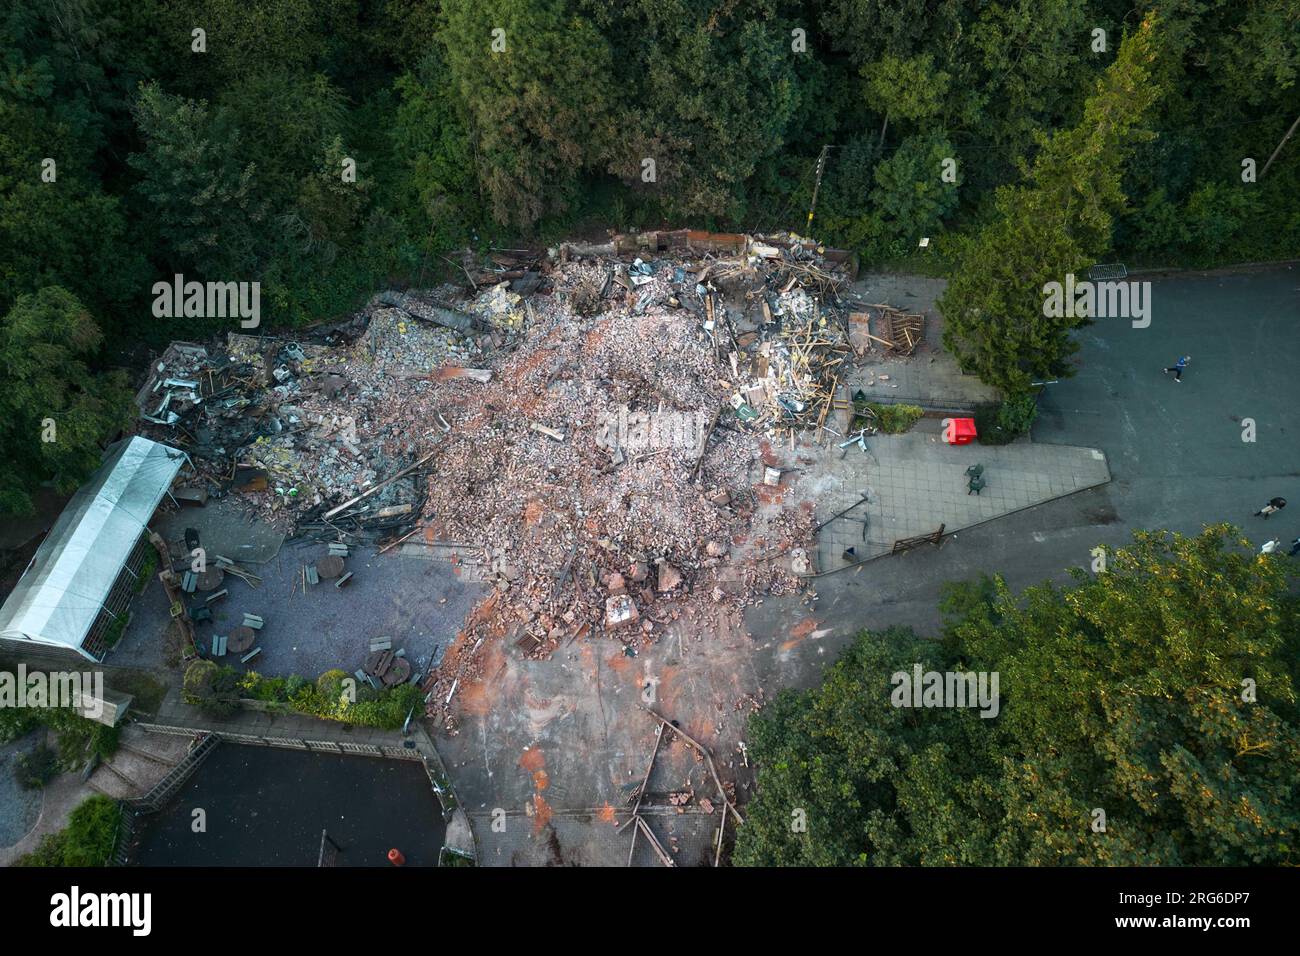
[0,437,185,660]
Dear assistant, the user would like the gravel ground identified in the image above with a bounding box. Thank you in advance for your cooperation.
[116,535,484,680]
[0,732,44,848]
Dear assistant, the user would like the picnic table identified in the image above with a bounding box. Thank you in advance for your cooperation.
[382,657,411,686]
[317,555,345,579]
[228,626,255,654]
[364,649,394,677]
[195,567,225,592]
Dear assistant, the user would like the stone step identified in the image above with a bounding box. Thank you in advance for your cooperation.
[118,726,193,764]
[86,767,139,800]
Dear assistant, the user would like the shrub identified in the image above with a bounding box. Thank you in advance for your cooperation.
[15,744,60,789]
[182,660,239,717]
[997,394,1039,435]
[14,795,120,867]
[0,707,41,745]
[189,664,417,730]
[975,395,1038,445]
[239,671,288,702]
[865,402,924,434]
[3,709,120,771]
[45,713,119,769]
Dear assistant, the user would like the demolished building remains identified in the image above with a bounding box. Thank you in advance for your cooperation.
[137,230,882,728]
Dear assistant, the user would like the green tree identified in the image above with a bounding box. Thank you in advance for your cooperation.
[0,0,151,333]
[128,82,267,280]
[390,51,484,251]
[439,0,614,228]
[864,52,948,148]
[736,526,1300,866]
[158,0,360,87]
[0,287,132,514]
[939,14,1165,396]
[593,0,802,224]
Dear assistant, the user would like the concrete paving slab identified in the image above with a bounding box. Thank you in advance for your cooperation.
[812,431,1111,571]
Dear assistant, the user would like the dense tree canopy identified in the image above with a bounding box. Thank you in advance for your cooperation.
[939,14,1165,396]
[0,287,133,514]
[0,0,1297,506]
[734,526,1300,866]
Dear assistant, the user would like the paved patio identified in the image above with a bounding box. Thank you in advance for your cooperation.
[844,272,1000,412]
[809,423,1111,570]
[110,500,484,679]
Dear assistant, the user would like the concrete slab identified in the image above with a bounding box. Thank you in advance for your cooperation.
[811,428,1111,571]
[844,272,999,412]
[115,530,485,679]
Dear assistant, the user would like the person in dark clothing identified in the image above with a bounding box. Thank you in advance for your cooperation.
[1253,497,1287,519]
[1162,355,1190,381]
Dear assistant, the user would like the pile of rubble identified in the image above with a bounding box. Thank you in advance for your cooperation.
[136,291,510,538]
[418,231,859,729]
[137,229,861,729]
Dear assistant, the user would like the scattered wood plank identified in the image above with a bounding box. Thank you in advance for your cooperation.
[324,450,437,519]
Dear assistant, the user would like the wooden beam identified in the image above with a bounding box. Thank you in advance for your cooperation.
[640,705,744,825]
[324,450,437,519]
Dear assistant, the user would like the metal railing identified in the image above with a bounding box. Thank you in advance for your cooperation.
[110,732,219,864]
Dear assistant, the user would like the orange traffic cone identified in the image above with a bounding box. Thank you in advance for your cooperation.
[387,848,405,866]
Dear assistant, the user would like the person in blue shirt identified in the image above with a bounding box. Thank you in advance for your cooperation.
[1162,355,1190,381]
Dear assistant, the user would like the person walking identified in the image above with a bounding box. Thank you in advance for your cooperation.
[1253,496,1287,519]
[1162,355,1191,381]
[1260,538,1281,555]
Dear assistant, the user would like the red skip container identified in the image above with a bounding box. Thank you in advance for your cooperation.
[943,417,977,445]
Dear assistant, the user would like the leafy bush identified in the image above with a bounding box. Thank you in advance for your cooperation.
[865,403,924,434]
[1,706,119,770]
[996,394,1038,434]
[181,659,240,717]
[239,671,288,703]
[43,709,119,768]
[15,744,60,789]
[0,707,42,745]
[14,795,120,867]
[185,662,419,730]
[974,396,1038,445]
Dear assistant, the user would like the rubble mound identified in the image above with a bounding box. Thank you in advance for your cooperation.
[422,286,801,679]
[136,230,859,732]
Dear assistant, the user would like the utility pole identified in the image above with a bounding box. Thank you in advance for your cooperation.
[1261,112,1300,179]
[805,145,833,235]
